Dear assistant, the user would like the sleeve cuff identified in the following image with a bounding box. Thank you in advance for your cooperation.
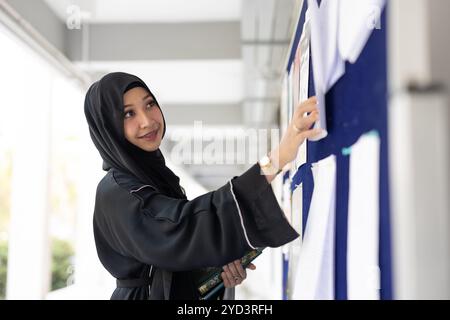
[229,163,299,248]
[231,163,271,201]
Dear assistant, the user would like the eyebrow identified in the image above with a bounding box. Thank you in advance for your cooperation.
[124,94,153,109]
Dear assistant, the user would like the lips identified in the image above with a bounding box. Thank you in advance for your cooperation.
[139,128,158,139]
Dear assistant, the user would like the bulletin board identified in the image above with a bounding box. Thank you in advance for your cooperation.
[284,0,392,300]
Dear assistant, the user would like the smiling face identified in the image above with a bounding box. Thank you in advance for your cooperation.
[123,86,164,152]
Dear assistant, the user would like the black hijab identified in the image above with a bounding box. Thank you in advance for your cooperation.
[84,72,186,199]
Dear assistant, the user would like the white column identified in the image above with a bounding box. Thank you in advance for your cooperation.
[389,0,450,299]
[389,91,450,300]
[388,0,432,91]
[6,73,53,299]
[70,140,115,299]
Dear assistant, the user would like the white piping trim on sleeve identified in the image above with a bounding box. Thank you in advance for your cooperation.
[130,185,154,193]
[148,265,153,297]
[228,180,256,250]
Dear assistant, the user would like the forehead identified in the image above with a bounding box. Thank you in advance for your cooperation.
[123,86,150,103]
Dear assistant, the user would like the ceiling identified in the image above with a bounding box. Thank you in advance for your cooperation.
[44,0,242,23]
[78,60,244,105]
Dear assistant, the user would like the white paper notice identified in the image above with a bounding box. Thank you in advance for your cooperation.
[292,155,336,300]
[308,0,346,141]
[294,10,311,170]
[339,0,386,64]
[347,132,381,300]
[299,10,311,105]
[287,184,303,299]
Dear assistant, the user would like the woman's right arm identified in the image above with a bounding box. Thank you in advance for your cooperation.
[261,96,321,184]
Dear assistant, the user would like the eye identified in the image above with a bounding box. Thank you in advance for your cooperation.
[146,101,157,109]
[124,110,134,119]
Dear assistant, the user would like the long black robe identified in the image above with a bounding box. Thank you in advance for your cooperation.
[93,163,299,300]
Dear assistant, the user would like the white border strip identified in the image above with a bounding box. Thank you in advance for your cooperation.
[228,180,256,250]
[130,185,154,193]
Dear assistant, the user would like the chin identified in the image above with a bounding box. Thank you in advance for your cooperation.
[141,141,161,152]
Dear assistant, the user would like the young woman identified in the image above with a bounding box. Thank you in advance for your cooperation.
[84,72,321,300]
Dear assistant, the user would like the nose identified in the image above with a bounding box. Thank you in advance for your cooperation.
[138,113,153,129]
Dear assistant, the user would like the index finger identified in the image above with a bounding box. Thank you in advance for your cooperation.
[304,96,317,105]
[233,260,246,278]
[295,96,318,115]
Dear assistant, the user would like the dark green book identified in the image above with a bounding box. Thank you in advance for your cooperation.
[195,248,264,300]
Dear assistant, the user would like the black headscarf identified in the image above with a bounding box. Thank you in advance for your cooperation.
[84,72,186,199]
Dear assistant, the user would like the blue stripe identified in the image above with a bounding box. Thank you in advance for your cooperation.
[335,154,349,299]
[286,2,308,71]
